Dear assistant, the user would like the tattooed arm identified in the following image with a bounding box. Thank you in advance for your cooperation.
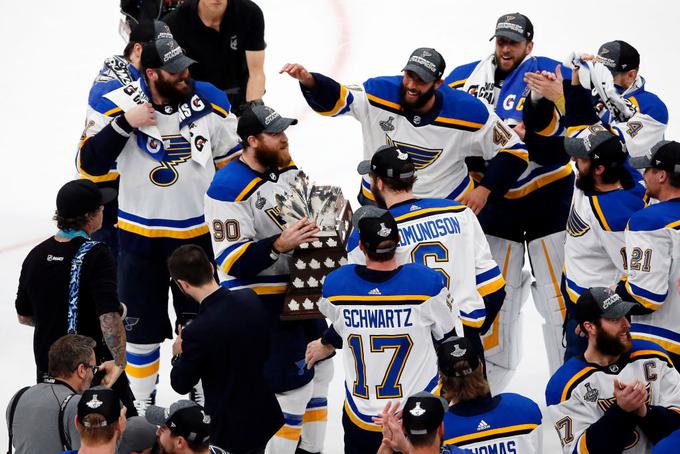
[99,311,127,368]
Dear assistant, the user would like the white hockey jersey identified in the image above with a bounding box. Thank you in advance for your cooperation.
[301,74,528,202]
[546,340,680,454]
[443,393,542,453]
[564,183,647,303]
[319,263,455,432]
[347,198,504,331]
[204,158,300,293]
[77,78,240,255]
[624,199,680,357]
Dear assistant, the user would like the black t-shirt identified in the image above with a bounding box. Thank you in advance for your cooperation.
[163,0,266,107]
[15,237,120,375]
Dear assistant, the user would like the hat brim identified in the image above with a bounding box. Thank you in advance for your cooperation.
[602,300,636,319]
[564,137,591,158]
[490,30,527,42]
[357,160,372,175]
[401,64,437,83]
[161,54,196,74]
[264,117,298,134]
[100,188,118,205]
[629,155,653,169]
[144,405,168,426]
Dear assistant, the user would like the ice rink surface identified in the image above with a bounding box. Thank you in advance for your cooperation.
[1,0,679,451]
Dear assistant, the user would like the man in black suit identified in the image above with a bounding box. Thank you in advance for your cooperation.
[167,244,283,453]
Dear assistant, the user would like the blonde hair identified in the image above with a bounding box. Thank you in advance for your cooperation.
[440,361,489,403]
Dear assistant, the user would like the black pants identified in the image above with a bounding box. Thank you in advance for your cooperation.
[342,409,383,454]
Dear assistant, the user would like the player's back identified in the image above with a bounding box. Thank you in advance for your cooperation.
[320,263,454,430]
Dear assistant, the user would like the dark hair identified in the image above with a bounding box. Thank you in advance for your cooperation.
[167,245,214,286]
[123,41,136,60]
[578,316,602,336]
[363,240,397,262]
[372,173,417,193]
[407,431,438,448]
[670,171,680,189]
[79,414,118,445]
[48,334,97,378]
[596,161,634,188]
[53,209,99,231]
[440,361,489,403]
[169,432,209,452]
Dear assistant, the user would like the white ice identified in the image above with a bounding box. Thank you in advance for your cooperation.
[1,0,679,451]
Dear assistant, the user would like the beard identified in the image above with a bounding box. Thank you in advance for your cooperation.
[372,186,387,208]
[255,142,291,169]
[399,83,436,110]
[596,326,632,356]
[494,51,524,75]
[155,73,193,105]
[575,166,596,192]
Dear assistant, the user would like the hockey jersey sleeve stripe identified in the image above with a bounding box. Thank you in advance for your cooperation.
[103,106,123,117]
[447,78,467,89]
[432,116,484,131]
[366,93,402,115]
[236,177,265,202]
[629,348,674,366]
[477,274,505,297]
[117,221,209,239]
[78,172,120,183]
[219,242,252,273]
[631,334,680,356]
[326,294,430,305]
[504,163,573,199]
[361,179,377,202]
[589,196,612,231]
[444,423,540,446]
[319,84,350,117]
[566,125,590,137]
[625,280,666,309]
[535,108,561,137]
[118,210,205,228]
[210,103,228,118]
[498,147,530,162]
[667,219,680,229]
[475,267,502,286]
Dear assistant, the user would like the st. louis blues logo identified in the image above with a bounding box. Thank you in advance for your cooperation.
[566,205,591,237]
[148,135,192,187]
[386,136,442,170]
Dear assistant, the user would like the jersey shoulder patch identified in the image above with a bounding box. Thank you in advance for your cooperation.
[444,60,480,88]
[545,356,595,405]
[588,183,646,231]
[194,81,232,117]
[628,90,668,125]
[628,199,680,231]
[207,159,263,203]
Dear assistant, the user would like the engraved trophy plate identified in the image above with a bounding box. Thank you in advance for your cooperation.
[277,171,353,320]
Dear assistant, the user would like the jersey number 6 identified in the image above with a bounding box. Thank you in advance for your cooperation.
[411,241,450,287]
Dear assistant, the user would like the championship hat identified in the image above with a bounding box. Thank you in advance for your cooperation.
[351,206,399,254]
[564,129,627,164]
[56,179,117,218]
[630,140,680,175]
[77,387,122,428]
[237,105,298,142]
[437,336,481,377]
[402,48,446,83]
[402,392,448,436]
[597,40,640,73]
[145,400,211,444]
[118,416,157,454]
[490,13,534,42]
[574,287,636,324]
[141,38,196,73]
[357,145,416,180]
[129,20,173,43]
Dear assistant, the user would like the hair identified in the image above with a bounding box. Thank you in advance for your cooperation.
[363,240,397,262]
[440,361,490,403]
[79,414,118,445]
[372,173,417,193]
[167,244,214,286]
[123,41,136,60]
[407,431,438,448]
[170,432,210,452]
[669,171,680,188]
[578,316,602,336]
[48,334,97,378]
[595,160,634,188]
[53,209,99,231]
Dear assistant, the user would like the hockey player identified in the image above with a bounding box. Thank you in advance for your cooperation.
[566,40,668,159]
[280,48,528,214]
[203,105,331,454]
[306,207,457,454]
[546,287,680,454]
[77,38,241,409]
[80,20,174,260]
[438,337,542,453]
[346,145,505,363]
[615,141,680,366]
[560,129,646,360]
[445,13,573,375]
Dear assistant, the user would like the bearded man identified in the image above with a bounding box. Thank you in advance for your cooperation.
[77,37,241,409]
[546,287,680,454]
[280,48,528,214]
[203,105,332,454]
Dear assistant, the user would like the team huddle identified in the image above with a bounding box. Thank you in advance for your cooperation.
[10,6,680,454]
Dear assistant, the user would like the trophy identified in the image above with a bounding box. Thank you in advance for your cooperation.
[275,171,353,319]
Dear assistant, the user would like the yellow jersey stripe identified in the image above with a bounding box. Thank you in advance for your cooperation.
[591,196,612,231]
[561,366,597,402]
[125,360,160,378]
[328,294,430,302]
[433,116,484,130]
[275,425,302,441]
[79,172,120,183]
[210,103,228,117]
[103,107,123,117]
[448,79,467,88]
[235,178,264,202]
[477,275,505,297]
[366,93,402,112]
[567,125,590,136]
[504,164,572,199]
[221,242,252,274]
[625,280,662,310]
[302,408,328,423]
[251,285,288,295]
[444,423,539,444]
[666,219,680,229]
[536,110,560,137]
[343,401,381,432]
[117,221,209,239]
[500,148,529,162]
[320,85,350,116]
[394,206,466,222]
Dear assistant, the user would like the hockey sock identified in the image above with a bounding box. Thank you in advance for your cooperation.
[126,342,160,411]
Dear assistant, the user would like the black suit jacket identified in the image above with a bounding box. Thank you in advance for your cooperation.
[171,287,283,451]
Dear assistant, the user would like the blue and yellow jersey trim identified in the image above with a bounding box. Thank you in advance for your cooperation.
[625,89,669,125]
[393,204,467,224]
[627,199,680,232]
[443,60,479,90]
[194,80,232,118]
[498,143,529,163]
[220,273,289,296]
[505,163,573,199]
[444,423,540,446]
[320,84,352,117]
[360,178,376,202]
[631,324,680,358]
[624,280,666,310]
[476,267,505,297]
[564,274,588,304]
[274,412,304,441]
[327,294,430,306]
[216,241,253,275]
[587,184,646,232]
[117,210,208,239]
